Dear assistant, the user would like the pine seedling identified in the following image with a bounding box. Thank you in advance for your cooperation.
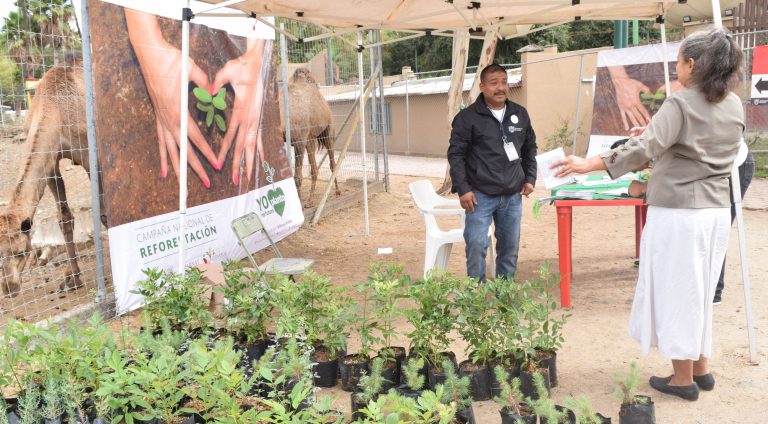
[613,361,641,405]
[403,358,425,391]
[41,374,65,420]
[527,372,564,424]
[493,366,524,416]
[18,384,41,424]
[439,360,471,410]
[356,357,386,404]
[565,395,603,424]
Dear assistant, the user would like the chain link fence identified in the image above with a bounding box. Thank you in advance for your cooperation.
[0,0,107,326]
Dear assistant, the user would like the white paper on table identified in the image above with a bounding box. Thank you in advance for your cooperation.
[535,147,577,190]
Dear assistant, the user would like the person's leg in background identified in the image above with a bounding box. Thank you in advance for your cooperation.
[493,193,523,280]
[714,153,755,304]
[464,191,497,282]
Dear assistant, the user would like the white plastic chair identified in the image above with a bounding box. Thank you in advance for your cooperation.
[408,180,495,278]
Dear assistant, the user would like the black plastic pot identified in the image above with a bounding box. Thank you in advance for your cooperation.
[537,350,558,388]
[312,347,339,388]
[459,359,492,401]
[490,360,521,398]
[499,405,537,424]
[339,354,370,392]
[395,384,422,401]
[350,392,375,422]
[619,396,655,424]
[426,351,458,390]
[379,346,406,385]
[596,413,612,423]
[375,356,399,393]
[519,367,550,400]
[454,404,475,424]
[242,338,270,364]
[4,398,19,424]
[540,405,576,424]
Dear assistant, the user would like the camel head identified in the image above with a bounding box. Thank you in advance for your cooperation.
[291,67,317,85]
[0,213,32,297]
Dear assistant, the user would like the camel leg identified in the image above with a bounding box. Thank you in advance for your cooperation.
[47,162,83,292]
[294,141,305,199]
[306,138,319,207]
[326,146,341,196]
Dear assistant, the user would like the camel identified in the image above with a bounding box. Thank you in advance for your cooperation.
[0,55,104,297]
[279,68,341,207]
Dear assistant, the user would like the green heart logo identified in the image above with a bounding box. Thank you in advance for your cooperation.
[267,187,286,217]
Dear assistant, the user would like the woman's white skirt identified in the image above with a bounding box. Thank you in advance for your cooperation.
[628,205,731,360]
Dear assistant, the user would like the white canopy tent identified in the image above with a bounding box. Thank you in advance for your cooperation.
[116,0,754,360]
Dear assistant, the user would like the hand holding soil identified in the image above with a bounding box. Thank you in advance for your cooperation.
[211,38,268,185]
[125,9,219,189]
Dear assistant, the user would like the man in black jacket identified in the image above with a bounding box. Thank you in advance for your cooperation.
[447,64,537,281]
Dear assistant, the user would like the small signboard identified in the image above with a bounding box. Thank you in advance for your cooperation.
[751,45,768,99]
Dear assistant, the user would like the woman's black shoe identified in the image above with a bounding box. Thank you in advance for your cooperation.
[649,375,699,401]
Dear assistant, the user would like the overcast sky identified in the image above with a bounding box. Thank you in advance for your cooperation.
[0,3,13,21]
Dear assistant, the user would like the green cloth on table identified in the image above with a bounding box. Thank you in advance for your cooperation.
[550,174,634,200]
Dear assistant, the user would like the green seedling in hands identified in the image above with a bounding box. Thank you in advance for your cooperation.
[639,90,666,112]
[193,86,228,132]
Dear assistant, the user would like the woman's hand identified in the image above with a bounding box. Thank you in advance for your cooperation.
[211,39,268,185]
[125,9,217,188]
[551,155,606,177]
[607,66,652,131]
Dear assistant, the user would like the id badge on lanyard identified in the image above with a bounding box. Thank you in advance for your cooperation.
[500,116,519,162]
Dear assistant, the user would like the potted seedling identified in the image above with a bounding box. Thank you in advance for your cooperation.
[340,281,380,392]
[131,268,213,335]
[41,374,65,424]
[94,348,150,424]
[531,263,570,388]
[193,86,228,133]
[271,337,314,404]
[527,373,575,424]
[131,344,195,424]
[486,278,525,398]
[396,357,426,400]
[368,263,408,392]
[438,360,475,424]
[351,357,386,422]
[454,279,495,401]
[614,362,655,424]
[218,263,274,365]
[565,395,612,424]
[516,285,551,400]
[307,395,345,424]
[493,366,537,424]
[405,273,459,389]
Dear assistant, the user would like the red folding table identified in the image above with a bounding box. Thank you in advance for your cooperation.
[555,198,648,308]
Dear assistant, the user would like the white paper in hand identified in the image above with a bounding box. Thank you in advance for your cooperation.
[536,147,577,190]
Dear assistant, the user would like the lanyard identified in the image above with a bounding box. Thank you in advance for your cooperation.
[488,104,508,144]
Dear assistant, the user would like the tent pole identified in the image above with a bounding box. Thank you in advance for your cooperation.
[280,23,293,171]
[712,0,758,363]
[178,0,191,273]
[357,32,370,236]
[369,31,379,182]
[659,18,671,95]
[377,30,389,192]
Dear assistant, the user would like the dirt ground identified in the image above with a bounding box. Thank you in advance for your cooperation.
[266,174,768,424]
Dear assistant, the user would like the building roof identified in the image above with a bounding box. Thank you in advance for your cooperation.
[324,70,522,103]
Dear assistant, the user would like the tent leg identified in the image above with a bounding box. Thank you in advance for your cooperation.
[357,32,370,236]
[178,0,191,272]
[732,164,759,363]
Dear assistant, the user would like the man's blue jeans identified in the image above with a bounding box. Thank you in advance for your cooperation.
[463,191,522,281]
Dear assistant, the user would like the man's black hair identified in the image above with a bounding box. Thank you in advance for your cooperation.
[480,63,507,82]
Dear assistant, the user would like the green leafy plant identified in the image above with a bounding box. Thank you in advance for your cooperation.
[640,90,665,112]
[532,262,571,355]
[131,268,213,333]
[295,270,353,357]
[527,372,565,424]
[405,272,459,367]
[454,279,496,365]
[367,263,408,361]
[402,358,426,391]
[493,366,525,416]
[131,344,194,423]
[94,348,149,424]
[351,279,383,361]
[270,274,309,339]
[355,388,456,424]
[218,262,274,344]
[193,86,227,132]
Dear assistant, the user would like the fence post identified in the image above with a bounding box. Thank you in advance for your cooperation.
[280,23,293,170]
[377,30,389,192]
[572,53,585,155]
[80,0,107,303]
[368,31,380,181]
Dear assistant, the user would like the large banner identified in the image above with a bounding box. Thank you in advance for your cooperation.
[587,42,682,157]
[85,0,302,313]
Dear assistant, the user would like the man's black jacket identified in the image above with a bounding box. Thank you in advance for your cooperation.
[447,94,537,196]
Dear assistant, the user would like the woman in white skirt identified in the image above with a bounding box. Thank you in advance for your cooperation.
[552,28,744,401]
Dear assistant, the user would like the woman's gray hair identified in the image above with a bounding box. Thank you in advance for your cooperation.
[680,27,742,103]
